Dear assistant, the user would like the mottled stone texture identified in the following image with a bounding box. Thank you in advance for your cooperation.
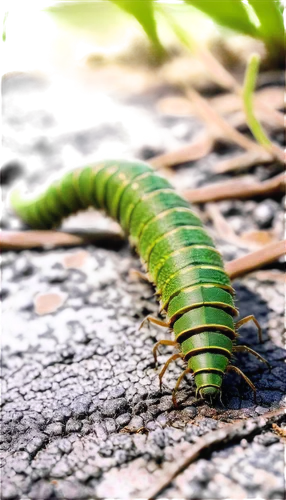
[0,252,285,500]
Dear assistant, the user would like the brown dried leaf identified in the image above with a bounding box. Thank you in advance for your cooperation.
[34,292,67,315]
[240,230,277,246]
[62,250,89,269]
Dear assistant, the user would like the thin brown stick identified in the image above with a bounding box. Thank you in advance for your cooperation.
[230,108,285,127]
[157,87,283,125]
[153,83,283,170]
[184,172,286,203]
[195,44,240,92]
[186,87,265,153]
[214,150,273,174]
[194,48,285,163]
[248,270,285,282]
[205,203,265,250]
[150,131,213,169]
[0,229,123,251]
[209,89,285,117]
[226,240,285,279]
[145,408,285,500]
[269,143,285,164]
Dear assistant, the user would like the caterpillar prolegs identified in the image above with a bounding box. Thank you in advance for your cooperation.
[11,159,269,404]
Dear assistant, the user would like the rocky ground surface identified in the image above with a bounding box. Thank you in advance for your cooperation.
[1,70,285,499]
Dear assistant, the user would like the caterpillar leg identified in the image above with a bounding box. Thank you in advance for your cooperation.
[233,345,271,369]
[139,315,170,331]
[153,339,178,367]
[226,365,257,402]
[159,353,184,391]
[236,315,263,343]
[121,426,148,435]
[172,368,192,408]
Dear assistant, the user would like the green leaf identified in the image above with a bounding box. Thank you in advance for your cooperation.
[156,0,214,52]
[184,0,256,37]
[184,0,284,42]
[47,0,164,58]
[45,0,283,61]
[108,0,164,54]
[46,1,129,42]
[245,0,285,41]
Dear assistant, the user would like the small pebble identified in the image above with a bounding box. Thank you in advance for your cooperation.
[254,201,276,228]
[172,119,203,142]
[27,136,58,160]
[25,109,58,132]
[132,137,167,161]
[0,287,9,301]
[44,267,68,284]
[14,256,33,277]
[19,301,35,313]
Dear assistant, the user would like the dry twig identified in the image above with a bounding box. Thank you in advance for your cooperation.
[208,205,261,250]
[0,229,123,251]
[150,131,213,169]
[226,240,285,279]
[151,84,284,170]
[186,87,265,153]
[214,150,273,174]
[246,270,285,282]
[184,172,285,203]
[194,43,240,92]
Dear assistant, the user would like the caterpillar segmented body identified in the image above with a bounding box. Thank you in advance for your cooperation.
[11,159,267,403]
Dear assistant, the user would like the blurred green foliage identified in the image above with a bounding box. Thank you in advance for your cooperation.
[40,0,285,53]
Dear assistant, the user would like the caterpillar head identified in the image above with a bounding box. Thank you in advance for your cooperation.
[198,385,221,404]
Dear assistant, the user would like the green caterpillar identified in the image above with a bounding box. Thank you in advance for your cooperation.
[11,159,268,404]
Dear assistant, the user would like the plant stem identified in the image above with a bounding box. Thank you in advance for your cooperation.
[242,53,272,148]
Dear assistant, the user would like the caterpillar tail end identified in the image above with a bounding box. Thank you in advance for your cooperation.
[8,183,36,228]
[196,385,221,402]
[200,386,220,398]
[196,386,221,406]
[9,184,24,214]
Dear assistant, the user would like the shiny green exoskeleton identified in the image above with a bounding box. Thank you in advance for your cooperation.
[11,159,268,404]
